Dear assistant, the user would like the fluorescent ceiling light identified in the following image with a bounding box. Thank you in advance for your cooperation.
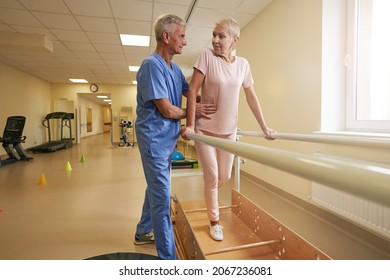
[103,99,111,102]
[132,81,137,85]
[120,34,150,47]
[96,95,108,99]
[129,66,140,72]
[69,78,88,83]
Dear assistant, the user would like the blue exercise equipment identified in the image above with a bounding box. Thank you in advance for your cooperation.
[171,149,198,169]
[171,150,184,160]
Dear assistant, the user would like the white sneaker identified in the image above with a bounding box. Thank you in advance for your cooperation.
[210,224,224,241]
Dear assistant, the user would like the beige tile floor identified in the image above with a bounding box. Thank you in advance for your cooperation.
[0,133,389,260]
[0,133,214,260]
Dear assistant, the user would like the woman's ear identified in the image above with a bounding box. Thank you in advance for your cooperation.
[230,36,239,49]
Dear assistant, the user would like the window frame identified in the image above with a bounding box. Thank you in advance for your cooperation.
[345,0,390,132]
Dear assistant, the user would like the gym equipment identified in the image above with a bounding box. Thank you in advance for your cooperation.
[171,142,198,169]
[29,112,74,153]
[0,116,33,167]
[171,149,198,169]
[171,150,184,160]
[119,119,133,147]
[171,158,198,169]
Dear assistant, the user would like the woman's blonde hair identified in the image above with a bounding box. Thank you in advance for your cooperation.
[215,18,240,39]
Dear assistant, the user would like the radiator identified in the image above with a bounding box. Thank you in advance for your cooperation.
[311,154,390,239]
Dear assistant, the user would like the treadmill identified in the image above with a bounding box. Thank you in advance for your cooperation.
[29,112,74,153]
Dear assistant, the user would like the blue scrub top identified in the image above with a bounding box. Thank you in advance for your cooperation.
[135,52,189,158]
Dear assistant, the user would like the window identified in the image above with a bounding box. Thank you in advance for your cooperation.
[346,0,390,132]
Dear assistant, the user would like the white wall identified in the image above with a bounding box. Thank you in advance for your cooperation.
[0,62,51,149]
[236,0,390,202]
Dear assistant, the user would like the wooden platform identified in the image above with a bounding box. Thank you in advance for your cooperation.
[172,189,331,260]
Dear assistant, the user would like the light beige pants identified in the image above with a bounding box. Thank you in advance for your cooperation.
[195,131,236,222]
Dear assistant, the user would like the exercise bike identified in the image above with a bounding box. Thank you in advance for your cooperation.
[0,116,33,167]
[119,119,133,147]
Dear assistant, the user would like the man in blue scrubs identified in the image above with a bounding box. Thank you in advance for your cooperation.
[133,14,189,260]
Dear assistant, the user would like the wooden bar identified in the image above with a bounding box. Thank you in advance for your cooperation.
[204,239,281,256]
[184,205,238,213]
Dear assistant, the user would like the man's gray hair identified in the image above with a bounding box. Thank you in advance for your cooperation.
[154,14,186,42]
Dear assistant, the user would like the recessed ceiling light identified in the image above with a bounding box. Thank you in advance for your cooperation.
[120,34,150,47]
[96,95,108,99]
[129,66,140,72]
[132,81,137,85]
[69,78,88,83]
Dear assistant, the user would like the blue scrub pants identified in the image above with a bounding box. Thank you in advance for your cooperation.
[135,153,176,260]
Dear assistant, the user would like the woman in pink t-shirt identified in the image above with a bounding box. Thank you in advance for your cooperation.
[181,18,274,241]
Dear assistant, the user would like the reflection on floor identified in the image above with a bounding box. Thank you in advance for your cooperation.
[0,133,388,260]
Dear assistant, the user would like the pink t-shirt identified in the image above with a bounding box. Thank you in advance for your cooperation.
[194,48,254,135]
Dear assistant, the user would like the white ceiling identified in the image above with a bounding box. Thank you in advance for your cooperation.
[0,0,272,86]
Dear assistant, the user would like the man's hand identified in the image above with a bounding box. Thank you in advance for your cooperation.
[196,103,216,118]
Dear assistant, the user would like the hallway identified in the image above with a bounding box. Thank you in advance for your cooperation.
[1,133,389,260]
[0,133,200,259]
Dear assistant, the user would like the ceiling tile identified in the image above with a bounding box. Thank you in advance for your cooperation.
[100,52,126,60]
[51,29,89,42]
[236,0,273,14]
[32,11,81,30]
[76,16,117,33]
[110,0,153,21]
[0,8,43,26]
[11,26,57,41]
[64,41,95,51]
[65,0,112,17]
[115,19,151,35]
[73,51,101,59]
[94,43,123,53]
[0,0,24,9]
[0,23,15,32]
[19,0,71,14]
[155,0,192,5]
[152,3,188,20]
[188,7,233,27]
[196,0,242,11]
[86,32,121,44]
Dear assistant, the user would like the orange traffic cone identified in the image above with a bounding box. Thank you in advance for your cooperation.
[38,173,47,185]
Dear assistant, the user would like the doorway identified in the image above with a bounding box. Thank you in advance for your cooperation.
[77,93,112,143]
